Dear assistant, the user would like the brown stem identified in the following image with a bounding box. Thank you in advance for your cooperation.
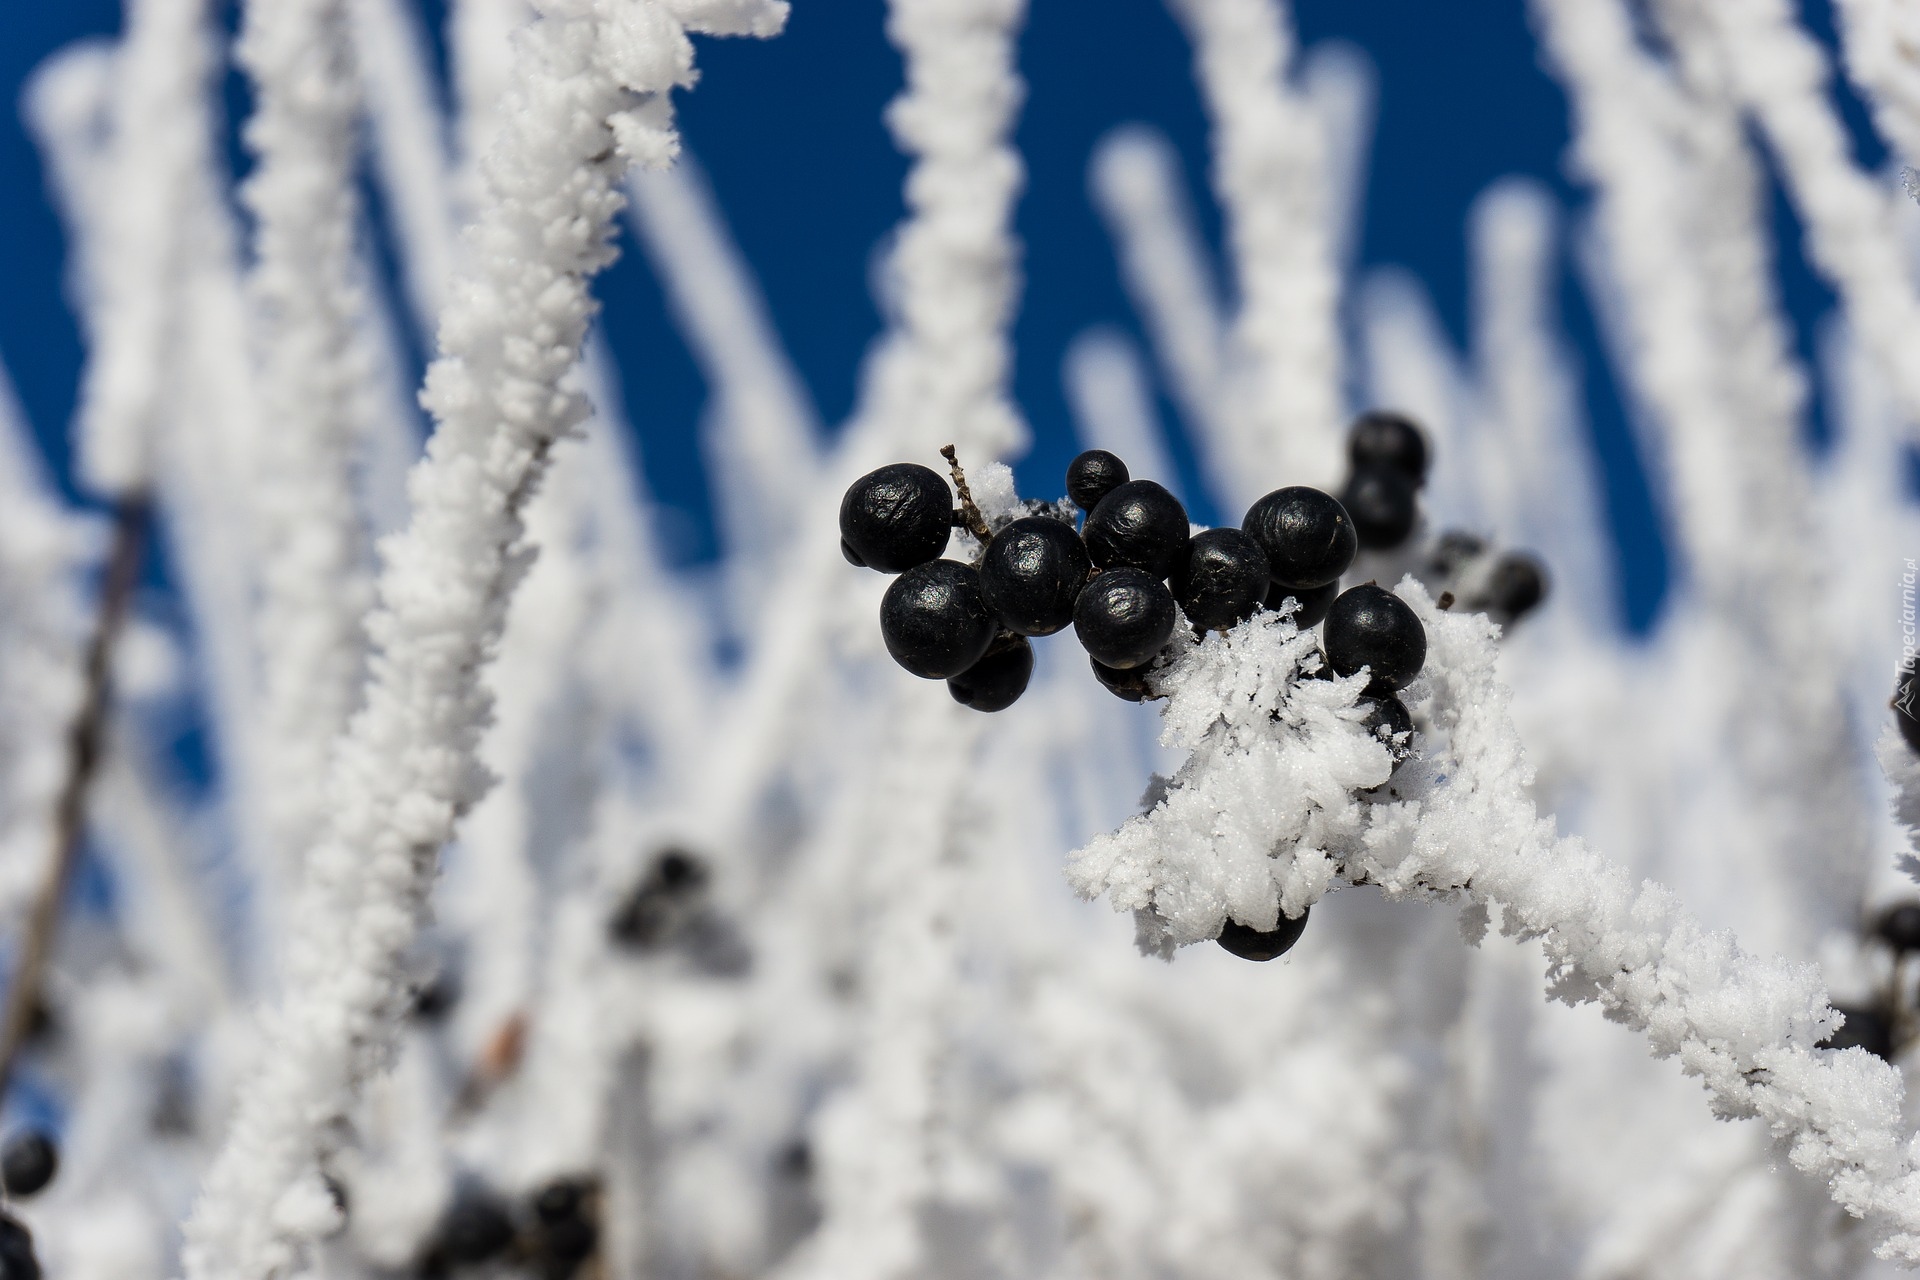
[0,497,148,1102]
[939,444,992,542]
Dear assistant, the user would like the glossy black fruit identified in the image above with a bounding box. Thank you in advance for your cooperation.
[0,1135,54,1199]
[1360,695,1415,762]
[436,1187,516,1265]
[535,1180,586,1224]
[1877,903,1920,953]
[1173,528,1270,632]
[1066,449,1130,512]
[880,560,997,679]
[948,636,1034,712]
[1242,488,1356,589]
[1216,907,1310,961]
[980,517,1092,636]
[839,463,952,573]
[609,848,709,950]
[1091,656,1153,701]
[1428,530,1486,578]
[0,1214,38,1280]
[1084,481,1190,579]
[1486,553,1548,621]
[1340,467,1419,550]
[1074,569,1178,670]
[1897,669,1920,754]
[1822,1004,1895,1060]
[1265,578,1340,629]
[1348,410,1429,485]
[1324,584,1426,693]
[840,538,866,567]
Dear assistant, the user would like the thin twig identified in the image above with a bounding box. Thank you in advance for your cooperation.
[0,497,148,1101]
[940,444,992,542]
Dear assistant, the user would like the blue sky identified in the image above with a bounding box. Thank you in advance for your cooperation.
[0,1,1883,632]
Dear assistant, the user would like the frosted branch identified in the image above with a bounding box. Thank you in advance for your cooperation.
[181,2,788,1274]
[1070,581,1920,1261]
[1088,126,1229,451]
[1168,0,1344,496]
[235,0,377,880]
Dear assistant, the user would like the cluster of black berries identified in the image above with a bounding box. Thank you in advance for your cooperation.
[1424,531,1549,627]
[1823,903,1920,1062]
[605,848,752,978]
[0,1130,57,1280]
[418,1177,598,1279]
[840,418,1433,724]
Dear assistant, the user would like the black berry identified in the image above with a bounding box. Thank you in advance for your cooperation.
[948,636,1033,712]
[840,538,866,568]
[1428,530,1486,578]
[609,848,708,950]
[1242,488,1355,589]
[0,1214,38,1280]
[435,1186,516,1266]
[1324,584,1426,693]
[535,1180,587,1225]
[1822,1004,1895,1060]
[410,969,459,1022]
[1091,656,1153,701]
[1340,467,1419,550]
[838,463,952,574]
[1360,695,1415,763]
[1265,579,1340,629]
[980,517,1092,636]
[1084,481,1190,579]
[1348,411,1429,485]
[1066,449,1130,512]
[1172,529,1270,632]
[1877,903,1920,953]
[880,560,997,679]
[1216,907,1310,961]
[0,1134,54,1199]
[1485,553,1548,621]
[1074,568,1178,670]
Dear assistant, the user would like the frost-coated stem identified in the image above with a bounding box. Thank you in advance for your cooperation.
[182,3,788,1274]
[626,156,821,571]
[74,0,217,497]
[236,0,376,882]
[348,0,460,329]
[1168,0,1344,496]
[1071,583,1920,1260]
[1088,127,1229,449]
[883,0,1030,460]
[1832,0,1920,168]
[1657,0,1920,425]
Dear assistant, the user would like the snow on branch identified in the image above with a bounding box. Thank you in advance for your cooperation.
[1167,0,1344,495]
[181,2,787,1275]
[1658,0,1920,427]
[1068,581,1920,1260]
[235,0,377,883]
[883,0,1030,460]
[1832,0,1920,169]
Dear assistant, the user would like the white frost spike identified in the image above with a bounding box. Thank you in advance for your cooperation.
[1066,613,1397,950]
[236,0,376,880]
[882,0,1030,460]
[181,2,785,1275]
[71,0,220,497]
[627,154,821,580]
[1169,0,1345,496]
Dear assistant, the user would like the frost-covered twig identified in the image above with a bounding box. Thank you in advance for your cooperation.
[627,155,821,578]
[236,0,376,880]
[182,3,787,1274]
[1168,0,1344,494]
[0,499,147,1102]
[1088,127,1229,449]
[1655,0,1920,425]
[1069,583,1920,1260]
